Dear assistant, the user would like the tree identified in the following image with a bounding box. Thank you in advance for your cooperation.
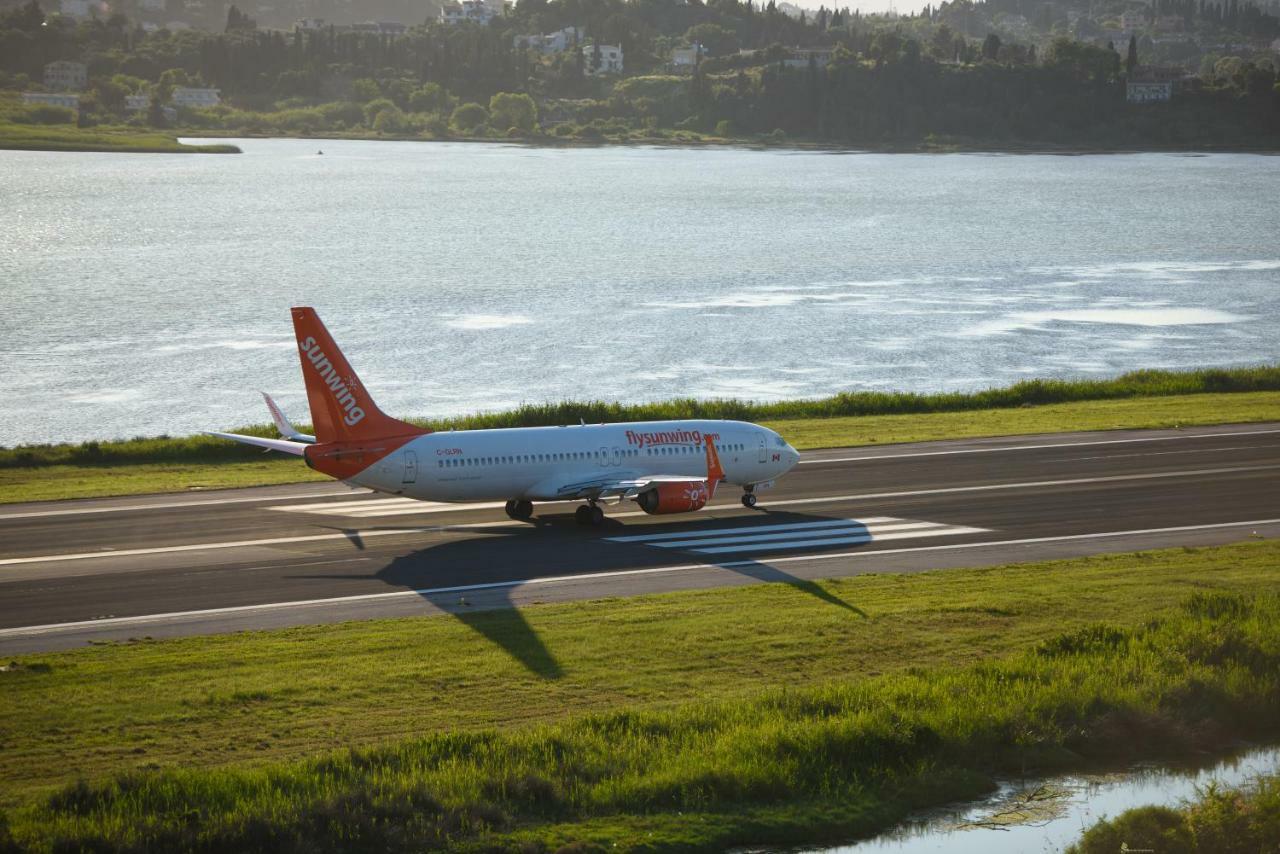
[685,23,739,56]
[488,91,536,131]
[1126,34,1138,74]
[449,101,488,132]
[982,32,1001,61]
[408,82,445,112]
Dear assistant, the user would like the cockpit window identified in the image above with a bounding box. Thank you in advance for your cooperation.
[775,436,786,447]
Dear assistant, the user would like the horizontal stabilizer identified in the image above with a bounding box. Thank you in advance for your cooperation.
[204,431,308,456]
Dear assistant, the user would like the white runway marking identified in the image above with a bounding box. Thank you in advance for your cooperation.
[0,488,368,521]
[3,518,1277,640]
[1,464,1275,567]
[607,516,987,554]
[801,428,1280,464]
[272,498,510,517]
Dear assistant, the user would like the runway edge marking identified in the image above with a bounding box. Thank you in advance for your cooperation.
[2,518,1277,640]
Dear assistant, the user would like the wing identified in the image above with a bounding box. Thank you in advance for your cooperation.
[543,473,701,503]
[205,431,308,456]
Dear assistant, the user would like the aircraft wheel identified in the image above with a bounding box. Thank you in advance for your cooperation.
[513,500,534,520]
[742,493,758,508]
[575,505,594,526]
[504,500,517,518]
[591,504,605,526]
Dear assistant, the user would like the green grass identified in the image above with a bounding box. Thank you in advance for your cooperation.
[2,385,1277,503]
[0,119,240,153]
[2,558,1279,851]
[1067,773,1280,853]
[2,540,1278,847]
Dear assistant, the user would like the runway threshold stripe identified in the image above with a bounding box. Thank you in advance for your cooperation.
[640,521,954,549]
[690,525,989,554]
[3,518,1277,640]
[605,517,902,543]
[801,427,1280,464]
[2,464,1276,567]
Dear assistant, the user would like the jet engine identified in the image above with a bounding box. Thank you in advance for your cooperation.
[636,481,710,514]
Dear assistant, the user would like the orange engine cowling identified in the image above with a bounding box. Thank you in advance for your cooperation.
[636,481,710,515]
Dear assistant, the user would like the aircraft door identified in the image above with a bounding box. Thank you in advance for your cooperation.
[600,446,609,467]
[758,435,767,464]
[402,450,418,483]
[611,446,622,466]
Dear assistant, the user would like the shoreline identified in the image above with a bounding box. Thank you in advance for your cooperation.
[4,123,1277,156]
[178,128,1280,155]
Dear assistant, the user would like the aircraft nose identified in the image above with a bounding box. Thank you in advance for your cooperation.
[785,444,800,470]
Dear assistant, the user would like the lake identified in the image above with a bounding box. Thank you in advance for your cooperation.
[2,140,1278,446]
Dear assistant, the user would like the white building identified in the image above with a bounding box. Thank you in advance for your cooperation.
[58,0,95,17]
[125,93,151,111]
[782,46,834,68]
[671,44,702,67]
[1126,80,1172,102]
[1119,10,1145,31]
[439,0,504,25]
[514,26,582,53]
[44,60,87,91]
[22,92,80,109]
[171,86,221,108]
[582,43,623,75]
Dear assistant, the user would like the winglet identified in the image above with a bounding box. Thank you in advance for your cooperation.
[704,435,725,498]
[261,392,316,443]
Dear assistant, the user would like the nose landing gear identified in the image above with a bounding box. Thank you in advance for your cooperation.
[575,503,605,527]
[741,485,758,508]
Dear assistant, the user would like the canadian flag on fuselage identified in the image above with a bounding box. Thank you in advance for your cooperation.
[291,307,426,444]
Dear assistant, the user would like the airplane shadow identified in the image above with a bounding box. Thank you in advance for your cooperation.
[293,508,873,679]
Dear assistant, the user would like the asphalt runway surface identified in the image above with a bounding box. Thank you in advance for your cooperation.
[2,422,1278,655]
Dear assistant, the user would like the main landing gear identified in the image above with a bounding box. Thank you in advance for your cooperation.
[741,485,758,508]
[575,503,605,527]
[504,499,534,520]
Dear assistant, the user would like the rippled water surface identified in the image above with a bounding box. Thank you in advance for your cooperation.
[2,140,1278,445]
[803,745,1280,854]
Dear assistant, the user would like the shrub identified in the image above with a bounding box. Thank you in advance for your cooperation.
[13,104,75,124]
[362,97,397,126]
[489,92,537,132]
[449,102,489,132]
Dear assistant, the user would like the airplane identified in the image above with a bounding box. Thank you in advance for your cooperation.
[210,307,801,526]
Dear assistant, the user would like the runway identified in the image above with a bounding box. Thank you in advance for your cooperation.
[1,422,1278,654]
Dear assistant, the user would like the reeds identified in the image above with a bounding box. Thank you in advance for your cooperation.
[8,590,1279,852]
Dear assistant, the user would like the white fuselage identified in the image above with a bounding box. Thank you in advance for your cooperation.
[351,419,799,502]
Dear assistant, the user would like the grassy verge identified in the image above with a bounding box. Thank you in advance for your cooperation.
[2,387,1277,503]
[0,119,240,153]
[2,558,1278,850]
[1067,774,1280,853]
[2,541,1278,837]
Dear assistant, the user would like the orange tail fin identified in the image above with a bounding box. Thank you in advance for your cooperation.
[291,307,427,443]
[704,435,725,498]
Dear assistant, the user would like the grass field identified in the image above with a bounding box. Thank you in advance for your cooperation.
[2,388,1277,503]
[2,539,1278,851]
[0,119,240,153]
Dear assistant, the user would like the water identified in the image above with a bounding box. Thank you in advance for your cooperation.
[2,140,1278,446]
[804,745,1280,854]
